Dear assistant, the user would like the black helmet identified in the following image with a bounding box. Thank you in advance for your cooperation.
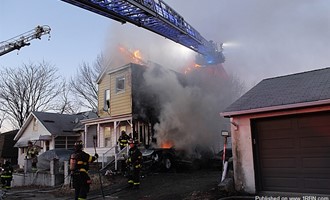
[74,140,83,150]
[121,130,126,135]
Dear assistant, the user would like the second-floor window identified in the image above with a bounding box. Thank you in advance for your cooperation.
[116,76,125,93]
[104,89,110,110]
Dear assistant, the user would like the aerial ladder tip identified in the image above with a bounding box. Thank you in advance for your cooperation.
[0,25,51,57]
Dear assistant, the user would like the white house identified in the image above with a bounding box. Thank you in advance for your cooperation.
[14,111,97,168]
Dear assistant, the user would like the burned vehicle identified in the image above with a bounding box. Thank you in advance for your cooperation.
[141,146,221,172]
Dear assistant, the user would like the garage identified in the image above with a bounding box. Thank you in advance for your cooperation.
[253,111,330,194]
[221,67,330,194]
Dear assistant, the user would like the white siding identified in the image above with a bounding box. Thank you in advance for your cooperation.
[16,117,52,168]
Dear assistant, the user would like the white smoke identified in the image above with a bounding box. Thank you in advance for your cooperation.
[142,64,240,154]
[165,0,330,86]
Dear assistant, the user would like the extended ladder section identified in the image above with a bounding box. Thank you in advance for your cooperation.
[61,0,225,65]
[0,25,51,57]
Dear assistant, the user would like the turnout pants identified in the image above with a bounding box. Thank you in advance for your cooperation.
[128,167,141,186]
[1,177,12,189]
[73,172,91,200]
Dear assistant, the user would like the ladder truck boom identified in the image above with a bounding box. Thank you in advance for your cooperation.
[61,0,224,65]
[0,25,51,57]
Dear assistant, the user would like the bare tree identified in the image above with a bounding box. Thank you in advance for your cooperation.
[54,80,80,114]
[0,61,62,128]
[0,106,7,131]
[70,54,108,111]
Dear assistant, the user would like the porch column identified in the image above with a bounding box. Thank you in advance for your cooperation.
[97,123,100,147]
[84,125,87,145]
[114,121,118,144]
[99,123,105,147]
[114,121,119,171]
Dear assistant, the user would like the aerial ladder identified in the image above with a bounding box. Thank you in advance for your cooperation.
[61,0,225,66]
[0,25,51,57]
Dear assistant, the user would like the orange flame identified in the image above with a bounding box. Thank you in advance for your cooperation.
[184,62,201,74]
[161,140,174,149]
[133,50,142,60]
[117,45,146,65]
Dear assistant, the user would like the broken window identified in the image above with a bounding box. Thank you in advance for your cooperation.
[116,76,125,93]
[104,89,110,110]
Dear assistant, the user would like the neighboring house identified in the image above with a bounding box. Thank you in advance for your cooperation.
[0,129,19,166]
[14,111,97,168]
[221,67,330,195]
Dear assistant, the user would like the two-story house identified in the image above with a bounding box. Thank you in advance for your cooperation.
[81,63,162,163]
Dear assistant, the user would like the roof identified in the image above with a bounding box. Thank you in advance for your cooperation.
[97,63,133,84]
[14,111,98,142]
[222,67,330,116]
[33,111,84,135]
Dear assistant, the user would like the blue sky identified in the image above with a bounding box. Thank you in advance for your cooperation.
[1,0,330,85]
[0,1,113,77]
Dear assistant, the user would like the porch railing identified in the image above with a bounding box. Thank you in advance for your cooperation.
[101,145,117,169]
[113,146,129,171]
[85,145,129,172]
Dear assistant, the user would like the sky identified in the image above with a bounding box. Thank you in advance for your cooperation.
[1,0,330,86]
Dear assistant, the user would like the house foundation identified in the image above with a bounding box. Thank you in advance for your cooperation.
[13,159,65,187]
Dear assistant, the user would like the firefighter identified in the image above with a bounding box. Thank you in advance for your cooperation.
[70,140,98,200]
[1,161,13,190]
[118,130,130,150]
[118,130,131,174]
[126,139,142,189]
[27,141,40,171]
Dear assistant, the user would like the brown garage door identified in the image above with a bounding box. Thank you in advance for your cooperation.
[254,112,330,194]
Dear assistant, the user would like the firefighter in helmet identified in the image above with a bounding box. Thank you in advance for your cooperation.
[118,130,130,150]
[1,161,13,190]
[26,141,40,172]
[70,140,98,200]
[118,130,131,174]
[126,138,142,189]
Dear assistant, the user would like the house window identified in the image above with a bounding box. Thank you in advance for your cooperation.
[33,118,38,131]
[55,136,78,149]
[116,76,125,93]
[104,89,110,110]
